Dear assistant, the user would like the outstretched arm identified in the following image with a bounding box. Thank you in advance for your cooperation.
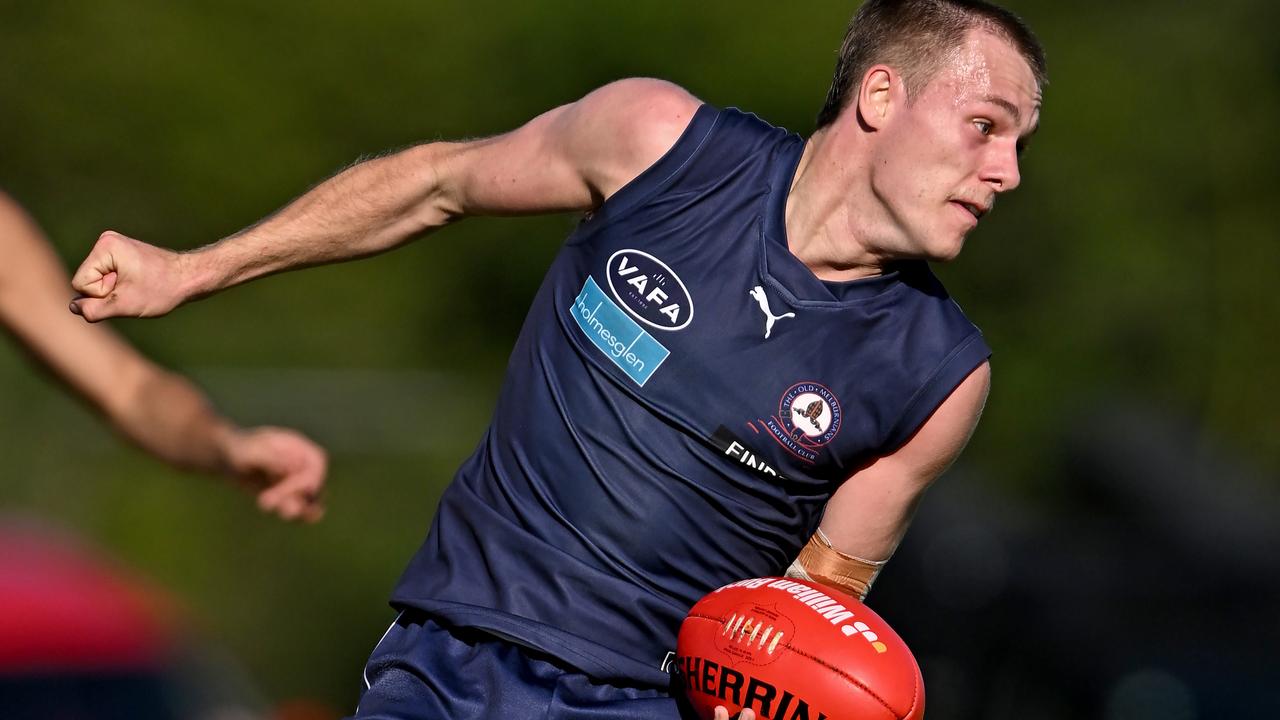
[0,193,327,521]
[791,362,992,598]
[69,79,701,321]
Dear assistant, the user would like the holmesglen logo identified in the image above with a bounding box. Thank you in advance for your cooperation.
[606,249,693,331]
[570,277,670,386]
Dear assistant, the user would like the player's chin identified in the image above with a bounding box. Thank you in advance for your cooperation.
[921,233,967,262]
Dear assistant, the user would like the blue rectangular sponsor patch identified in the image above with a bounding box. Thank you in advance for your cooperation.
[569,277,669,386]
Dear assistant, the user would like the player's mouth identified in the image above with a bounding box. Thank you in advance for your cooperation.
[949,199,989,226]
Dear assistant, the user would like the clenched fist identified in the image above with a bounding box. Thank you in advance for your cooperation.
[70,231,193,321]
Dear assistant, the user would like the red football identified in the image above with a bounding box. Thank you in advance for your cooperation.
[676,577,923,720]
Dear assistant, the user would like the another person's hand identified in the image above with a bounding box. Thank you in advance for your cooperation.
[70,231,191,321]
[220,426,328,523]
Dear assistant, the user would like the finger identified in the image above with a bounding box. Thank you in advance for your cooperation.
[71,270,119,301]
[278,494,325,524]
[277,496,306,521]
[282,490,326,523]
[70,261,110,297]
[293,473,327,523]
[257,486,284,514]
[68,295,115,323]
[740,710,756,720]
[257,476,325,523]
[283,468,326,501]
[260,490,303,520]
[257,478,297,512]
[299,502,326,524]
[71,234,126,297]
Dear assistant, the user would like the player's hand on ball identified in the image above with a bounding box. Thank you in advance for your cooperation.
[679,578,924,720]
[714,707,755,720]
[70,231,190,321]
[222,426,328,523]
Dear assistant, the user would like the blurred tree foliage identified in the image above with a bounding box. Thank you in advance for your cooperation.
[1,0,1275,711]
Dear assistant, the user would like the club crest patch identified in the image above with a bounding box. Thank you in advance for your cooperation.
[761,382,842,463]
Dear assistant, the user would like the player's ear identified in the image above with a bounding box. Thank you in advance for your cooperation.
[856,66,896,131]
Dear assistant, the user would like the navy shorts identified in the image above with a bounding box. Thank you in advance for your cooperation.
[350,610,689,720]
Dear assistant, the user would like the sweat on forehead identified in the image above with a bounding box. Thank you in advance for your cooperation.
[816,0,1047,128]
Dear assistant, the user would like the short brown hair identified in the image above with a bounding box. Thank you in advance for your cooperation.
[815,0,1047,128]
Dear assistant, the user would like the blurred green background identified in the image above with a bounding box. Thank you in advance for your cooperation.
[2,0,1277,716]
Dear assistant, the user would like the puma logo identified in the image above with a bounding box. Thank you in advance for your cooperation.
[749,285,795,339]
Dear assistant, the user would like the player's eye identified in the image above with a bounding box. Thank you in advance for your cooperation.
[973,119,994,136]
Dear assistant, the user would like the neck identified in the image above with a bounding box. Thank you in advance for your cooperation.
[784,125,898,282]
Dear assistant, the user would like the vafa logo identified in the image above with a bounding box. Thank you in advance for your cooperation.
[606,250,693,331]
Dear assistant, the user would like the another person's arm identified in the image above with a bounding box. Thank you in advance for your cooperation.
[790,362,991,599]
[69,79,701,321]
[0,192,327,521]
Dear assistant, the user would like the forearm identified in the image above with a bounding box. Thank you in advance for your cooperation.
[184,143,455,299]
[797,364,992,598]
[106,365,237,473]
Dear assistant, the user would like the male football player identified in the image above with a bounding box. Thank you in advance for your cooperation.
[70,1,1043,717]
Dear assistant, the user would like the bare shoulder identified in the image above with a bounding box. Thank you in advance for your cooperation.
[575,78,702,144]
[430,79,703,217]
[563,78,703,199]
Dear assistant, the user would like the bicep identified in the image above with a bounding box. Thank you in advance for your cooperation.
[820,362,992,559]
[434,78,701,218]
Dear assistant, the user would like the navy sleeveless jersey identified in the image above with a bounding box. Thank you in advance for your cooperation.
[390,105,991,688]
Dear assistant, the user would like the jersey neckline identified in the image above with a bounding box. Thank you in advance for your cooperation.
[759,131,915,306]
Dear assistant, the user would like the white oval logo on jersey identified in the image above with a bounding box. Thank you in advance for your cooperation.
[605,249,694,331]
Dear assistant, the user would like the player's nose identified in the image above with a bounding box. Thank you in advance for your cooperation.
[982,142,1021,194]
